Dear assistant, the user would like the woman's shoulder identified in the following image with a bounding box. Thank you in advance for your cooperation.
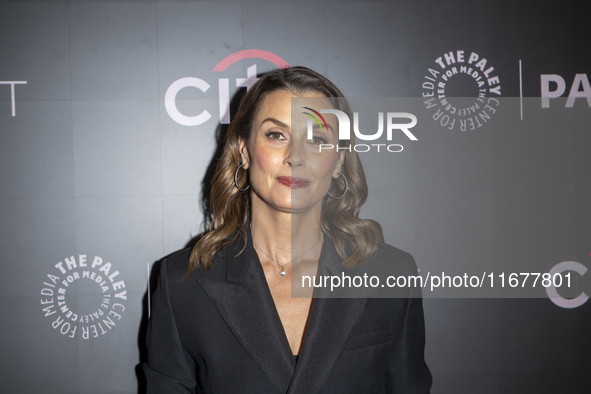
[159,246,192,275]
[158,245,227,284]
[366,242,419,276]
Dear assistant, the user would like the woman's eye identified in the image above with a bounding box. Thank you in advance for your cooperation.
[309,135,328,145]
[266,131,286,141]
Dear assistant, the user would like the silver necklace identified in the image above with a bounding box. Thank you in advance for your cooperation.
[252,236,322,277]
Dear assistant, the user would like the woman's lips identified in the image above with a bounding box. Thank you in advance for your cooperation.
[276,176,310,189]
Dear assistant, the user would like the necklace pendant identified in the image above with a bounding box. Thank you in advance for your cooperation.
[280,270,286,276]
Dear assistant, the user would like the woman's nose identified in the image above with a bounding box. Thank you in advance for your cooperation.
[285,143,304,167]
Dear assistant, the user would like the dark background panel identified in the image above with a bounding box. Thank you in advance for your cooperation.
[0,0,589,393]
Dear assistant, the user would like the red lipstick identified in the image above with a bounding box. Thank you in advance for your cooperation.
[276,176,310,189]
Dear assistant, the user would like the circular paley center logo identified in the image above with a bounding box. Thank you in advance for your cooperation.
[422,50,501,131]
[40,254,127,339]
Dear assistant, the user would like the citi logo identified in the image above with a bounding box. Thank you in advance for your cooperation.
[165,50,289,126]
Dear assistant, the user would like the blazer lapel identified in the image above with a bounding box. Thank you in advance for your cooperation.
[197,236,296,394]
[286,239,370,394]
[197,231,370,394]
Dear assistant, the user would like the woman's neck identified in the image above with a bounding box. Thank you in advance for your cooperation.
[250,198,323,265]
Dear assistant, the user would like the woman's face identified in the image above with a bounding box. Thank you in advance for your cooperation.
[240,89,344,214]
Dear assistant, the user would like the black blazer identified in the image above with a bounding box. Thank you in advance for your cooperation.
[143,230,432,394]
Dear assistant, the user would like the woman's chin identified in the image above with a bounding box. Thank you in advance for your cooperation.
[255,190,321,214]
[264,199,313,214]
[287,197,321,213]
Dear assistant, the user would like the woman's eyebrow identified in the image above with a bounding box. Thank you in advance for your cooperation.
[260,116,336,135]
[261,118,288,128]
[309,122,335,135]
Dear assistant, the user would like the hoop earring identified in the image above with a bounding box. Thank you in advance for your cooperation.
[234,164,250,191]
[328,173,348,199]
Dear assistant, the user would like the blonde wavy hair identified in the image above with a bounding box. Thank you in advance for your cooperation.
[188,66,383,274]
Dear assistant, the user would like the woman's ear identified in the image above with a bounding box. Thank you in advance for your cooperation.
[332,151,345,178]
[238,139,250,169]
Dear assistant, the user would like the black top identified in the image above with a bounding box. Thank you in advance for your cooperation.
[143,231,432,393]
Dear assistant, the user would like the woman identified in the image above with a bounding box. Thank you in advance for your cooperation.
[143,66,432,393]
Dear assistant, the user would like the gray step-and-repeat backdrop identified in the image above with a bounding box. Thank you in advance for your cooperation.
[1,0,589,393]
